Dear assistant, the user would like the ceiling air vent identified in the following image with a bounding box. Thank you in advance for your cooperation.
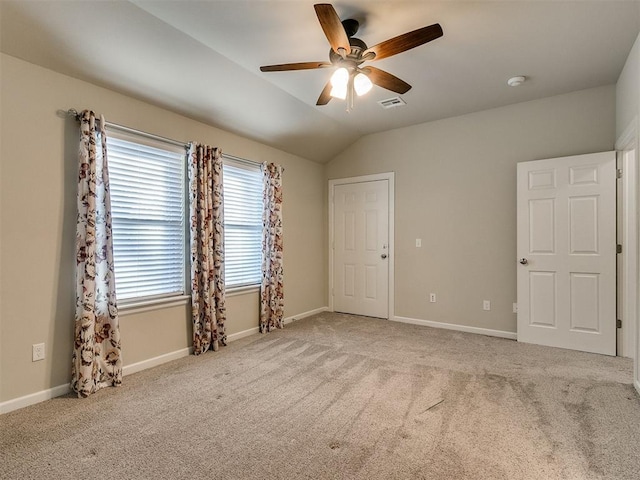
[378,97,406,109]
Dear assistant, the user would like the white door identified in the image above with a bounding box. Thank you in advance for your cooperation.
[333,180,389,318]
[517,152,616,355]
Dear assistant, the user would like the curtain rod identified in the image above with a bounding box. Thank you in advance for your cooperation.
[223,153,261,167]
[67,109,188,149]
[224,153,285,173]
[67,109,283,171]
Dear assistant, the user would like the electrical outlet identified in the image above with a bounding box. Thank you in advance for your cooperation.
[416,238,422,248]
[513,303,518,313]
[32,343,45,362]
[429,293,436,303]
[483,300,491,311]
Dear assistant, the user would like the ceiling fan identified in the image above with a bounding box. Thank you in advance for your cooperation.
[259,3,443,110]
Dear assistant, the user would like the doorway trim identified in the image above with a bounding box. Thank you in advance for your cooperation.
[329,172,395,320]
[615,116,639,393]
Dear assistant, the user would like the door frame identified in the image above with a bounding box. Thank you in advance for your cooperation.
[329,172,395,320]
[615,116,639,393]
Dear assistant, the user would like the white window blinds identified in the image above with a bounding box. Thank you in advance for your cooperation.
[107,133,186,302]
[223,159,263,288]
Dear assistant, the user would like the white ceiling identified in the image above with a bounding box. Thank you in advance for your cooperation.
[1,1,639,163]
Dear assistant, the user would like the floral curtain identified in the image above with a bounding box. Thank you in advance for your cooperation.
[260,163,284,333]
[188,143,227,354]
[72,110,122,398]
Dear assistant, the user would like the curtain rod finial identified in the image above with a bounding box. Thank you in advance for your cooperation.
[66,108,79,119]
[57,108,79,120]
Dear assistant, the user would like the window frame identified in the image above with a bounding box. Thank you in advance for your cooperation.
[106,128,190,312]
[222,156,264,292]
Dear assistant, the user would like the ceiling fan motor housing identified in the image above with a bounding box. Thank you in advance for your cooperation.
[330,36,368,65]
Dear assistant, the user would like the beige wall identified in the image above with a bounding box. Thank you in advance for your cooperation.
[326,85,616,334]
[0,53,326,403]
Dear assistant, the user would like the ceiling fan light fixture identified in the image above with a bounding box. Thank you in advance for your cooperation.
[330,67,349,99]
[354,73,373,96]
[330,85,348,100]
[330,67,349,87]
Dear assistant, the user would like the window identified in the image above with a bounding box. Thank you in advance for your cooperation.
[223,158,263,288]
[107,132,187,303]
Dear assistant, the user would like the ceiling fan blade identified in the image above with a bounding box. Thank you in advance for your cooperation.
[314,4,351,56]
[316,80,333,105]
[363,67,412,94]
[260,62,331,72]
[363,23,443,61]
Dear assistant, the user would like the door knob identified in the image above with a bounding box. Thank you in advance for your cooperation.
[519,258,528,265]
[381,254,387,259]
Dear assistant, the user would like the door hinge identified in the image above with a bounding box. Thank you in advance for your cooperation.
[617,168,623,179]
[617,244,622,254]
[617,319,622,328]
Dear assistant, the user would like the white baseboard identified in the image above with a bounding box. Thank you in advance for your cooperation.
[284,306,329,325]
[0,383,71,415]
[392,315,517,340]
[1,307,330,415]
[226,306,329,341]
[122,347,193,376]
[227,326,260,342]
[1,346,194,415]
[635,379,640,396]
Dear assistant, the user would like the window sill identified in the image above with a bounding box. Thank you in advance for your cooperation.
[118,295,190,317]
[117,286,260,316]
[226,285,260,297]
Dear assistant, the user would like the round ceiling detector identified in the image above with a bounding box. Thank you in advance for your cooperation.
[507,76,526,87]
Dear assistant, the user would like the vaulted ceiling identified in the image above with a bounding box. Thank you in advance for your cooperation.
[1,1,639,162]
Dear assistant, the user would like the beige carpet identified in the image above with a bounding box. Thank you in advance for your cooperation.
[1,312,639,480]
